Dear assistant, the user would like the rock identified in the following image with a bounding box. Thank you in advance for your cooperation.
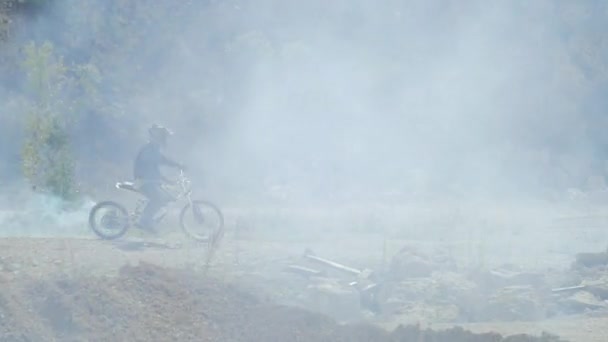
[375,278,438,315]
[381,296,409,316]
[574,252,608,268]
[305,279,362,322]
[376,272,485,322]
[545,269,583,290]
[559,291,608,312]
[389,303,461,323]
[581,275,608,299]
[481,286,547,321]
[469,267,546,292]
[432,272,483,320]
[586,283,608,299]
[389,248,437,280]
[389,278,437,300]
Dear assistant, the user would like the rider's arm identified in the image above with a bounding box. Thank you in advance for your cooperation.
[160,154,184,170]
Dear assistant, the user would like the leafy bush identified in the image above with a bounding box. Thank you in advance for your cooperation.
[20,41,96,200]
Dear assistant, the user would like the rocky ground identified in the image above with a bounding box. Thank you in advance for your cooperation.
[0,197,607,341]
[0,242,565,342]
[0,232,601,342]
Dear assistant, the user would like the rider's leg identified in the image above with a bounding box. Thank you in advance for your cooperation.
[138,183,166,230]
[140,200,162,229]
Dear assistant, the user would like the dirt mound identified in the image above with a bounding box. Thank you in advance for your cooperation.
[0,262,566,342]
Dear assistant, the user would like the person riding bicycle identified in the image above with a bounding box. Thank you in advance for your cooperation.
[133,124,185,231]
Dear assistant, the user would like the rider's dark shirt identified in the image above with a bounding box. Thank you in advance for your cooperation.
[133,142,174,181]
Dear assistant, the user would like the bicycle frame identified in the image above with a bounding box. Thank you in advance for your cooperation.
[130,170,195,226]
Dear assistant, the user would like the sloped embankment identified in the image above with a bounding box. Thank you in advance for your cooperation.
[0,262,565,342]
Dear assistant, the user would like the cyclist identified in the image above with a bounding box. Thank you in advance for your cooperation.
[133,124,185,231]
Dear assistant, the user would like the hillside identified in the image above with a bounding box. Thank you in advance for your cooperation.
[2,1,608,202]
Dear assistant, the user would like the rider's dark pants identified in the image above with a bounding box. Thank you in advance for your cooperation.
[139,182,172,229]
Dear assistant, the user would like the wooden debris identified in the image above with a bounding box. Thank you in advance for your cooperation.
[285,265,324,277]
[552,284,587,293]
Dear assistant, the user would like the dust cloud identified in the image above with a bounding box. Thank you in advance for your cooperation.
[0,1,606,246]
[2,3,608,340]
[130,0,606,206]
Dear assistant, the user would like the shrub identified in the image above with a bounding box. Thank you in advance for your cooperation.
[20,41,77,200]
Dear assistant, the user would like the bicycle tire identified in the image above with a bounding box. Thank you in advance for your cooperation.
[88,201,130,240]
[179,200,224,243]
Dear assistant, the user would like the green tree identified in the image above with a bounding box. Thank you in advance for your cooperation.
[20,41,82,200]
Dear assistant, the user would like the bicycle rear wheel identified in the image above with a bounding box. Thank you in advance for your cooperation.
[89,201,130,240]
[180,200,224,243]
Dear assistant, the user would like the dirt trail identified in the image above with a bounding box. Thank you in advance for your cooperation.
[0,260,565,342]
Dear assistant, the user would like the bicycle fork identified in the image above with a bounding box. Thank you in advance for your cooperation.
[186,194,204,224]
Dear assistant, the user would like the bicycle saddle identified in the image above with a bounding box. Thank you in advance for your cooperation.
[115,181,139,193]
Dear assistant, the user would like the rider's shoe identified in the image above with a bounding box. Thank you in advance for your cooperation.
[154,212,167,224]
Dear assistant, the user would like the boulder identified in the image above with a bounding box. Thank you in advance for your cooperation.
[389,248,437,280]
[574,252,608,268]
[586,282,608,299]
[305,279,362,322]
[469,267,546,292]
[559,291,608,312]
[480,286,547,321]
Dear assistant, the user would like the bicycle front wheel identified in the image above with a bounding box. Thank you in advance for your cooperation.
[180,200,224,243]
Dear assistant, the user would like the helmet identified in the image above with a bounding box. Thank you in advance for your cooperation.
[148,124,173,144]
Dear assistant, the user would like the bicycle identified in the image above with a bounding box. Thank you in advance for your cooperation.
[88,170,224,245]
